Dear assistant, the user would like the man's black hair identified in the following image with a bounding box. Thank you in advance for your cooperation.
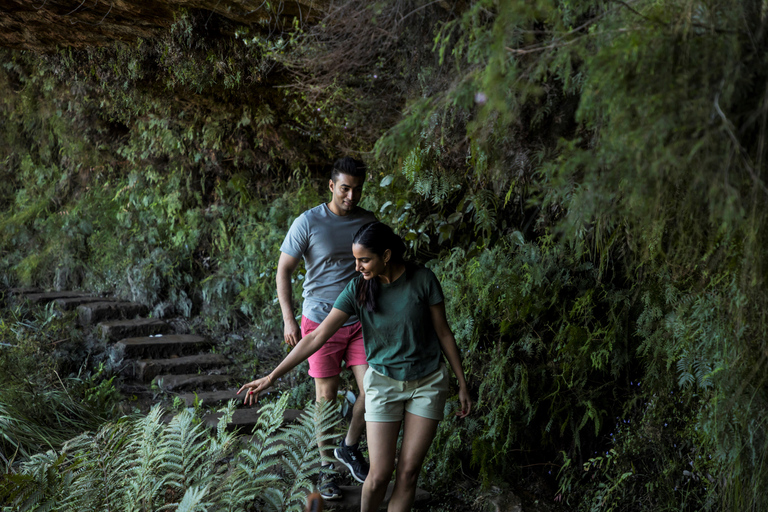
[331,157,367,182]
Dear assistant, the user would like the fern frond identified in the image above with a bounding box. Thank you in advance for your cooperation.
[677,355,695,388]
[157,407,223,500]
[123,404,168,510]
[216,401,237,438]
[59,421,134,511]
[275,401,340,509]
[164,483,211,512]
[14,451,69,512]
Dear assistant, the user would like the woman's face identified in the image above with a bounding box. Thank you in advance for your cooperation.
[353,243,389,280]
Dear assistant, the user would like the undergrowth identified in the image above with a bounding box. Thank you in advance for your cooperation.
[0,302,119,466]
[1,396,338,512]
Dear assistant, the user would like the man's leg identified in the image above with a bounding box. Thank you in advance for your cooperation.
[314,375,341,460]
[315,375,343,500]
[334,321,369,483]
[303,315,347,499]
[333,363,370,483]
[345,364,368,446]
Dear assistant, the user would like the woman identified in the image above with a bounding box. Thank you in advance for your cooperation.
[238,221,471,512]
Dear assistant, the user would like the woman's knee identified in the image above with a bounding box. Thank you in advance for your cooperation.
[367,467,394,489]
[395,465,421,487]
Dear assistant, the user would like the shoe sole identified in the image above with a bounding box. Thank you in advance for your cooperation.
[320,492,342,501]
[334,448,367,484]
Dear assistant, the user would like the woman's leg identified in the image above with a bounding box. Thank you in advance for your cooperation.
[386,412,440,512]
[361,420,401,512]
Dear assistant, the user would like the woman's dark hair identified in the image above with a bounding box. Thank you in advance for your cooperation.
[352,221,406,312]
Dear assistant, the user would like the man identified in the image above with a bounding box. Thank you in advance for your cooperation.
[277,157,376,500]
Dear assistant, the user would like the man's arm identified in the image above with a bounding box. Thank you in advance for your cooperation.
[277,252,302,346]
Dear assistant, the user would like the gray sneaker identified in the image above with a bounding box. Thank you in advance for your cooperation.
[318,464,342,500]
[334,439,369,483]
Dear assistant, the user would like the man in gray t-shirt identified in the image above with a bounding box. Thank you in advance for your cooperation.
[277,157,376,500]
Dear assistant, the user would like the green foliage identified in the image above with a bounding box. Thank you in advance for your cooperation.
[0,10,326,323]
[2,0,768,510]
[0,304,118,461]
[2,397,338,512]
[423,232,635,488]
[370,1,768,510]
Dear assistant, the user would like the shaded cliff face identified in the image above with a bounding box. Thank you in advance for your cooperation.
[0,0,326,51]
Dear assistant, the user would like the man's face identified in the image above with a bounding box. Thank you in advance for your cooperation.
[329,173,365,214]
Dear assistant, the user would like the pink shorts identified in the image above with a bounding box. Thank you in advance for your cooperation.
[302,315,367,378]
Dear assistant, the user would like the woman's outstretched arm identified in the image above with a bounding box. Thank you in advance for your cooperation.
[237,307,350,405]
[430,301,472,417]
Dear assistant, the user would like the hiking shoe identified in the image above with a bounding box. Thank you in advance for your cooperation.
[318,464,342,501]
[334,439,369,483]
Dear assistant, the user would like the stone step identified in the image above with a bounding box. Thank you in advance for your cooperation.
[6,287,44,296]
[152,373,232,392]
[133,353,230,382]
[22,291,89,305]
[54,296,119,311]
[204,406,304,433]
[100,318,171,341]
[180,386,305,409]
[116,334,212,358]
[78,301,149,325]
[178,389,242,407]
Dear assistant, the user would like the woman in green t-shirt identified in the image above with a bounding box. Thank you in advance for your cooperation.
[238,221,472,512]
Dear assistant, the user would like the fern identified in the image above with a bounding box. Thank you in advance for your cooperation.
[60,422,135,511]
[167,484,210,512]
[123,405,166,511]
[7,398,335,512]
[279,400,341,511]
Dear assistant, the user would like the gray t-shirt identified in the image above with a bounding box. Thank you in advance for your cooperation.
[280,203,376,325]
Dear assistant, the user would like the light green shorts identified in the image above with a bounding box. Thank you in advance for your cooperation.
[364,364,449,422]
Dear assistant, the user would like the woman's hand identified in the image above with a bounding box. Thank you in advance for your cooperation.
[456,385,472,418]
[237,375,273,406]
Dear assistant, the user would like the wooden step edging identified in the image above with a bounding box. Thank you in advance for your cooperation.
[178,389,242,408]
[21,291,89,304]
[78,301,149,325]
[115,334,212,358]
[134,353,230,382]
[152,373,232,392]
[54,296,120,311]
[100,318,172,341]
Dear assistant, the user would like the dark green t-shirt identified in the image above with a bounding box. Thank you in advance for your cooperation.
[333,265,445,381]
